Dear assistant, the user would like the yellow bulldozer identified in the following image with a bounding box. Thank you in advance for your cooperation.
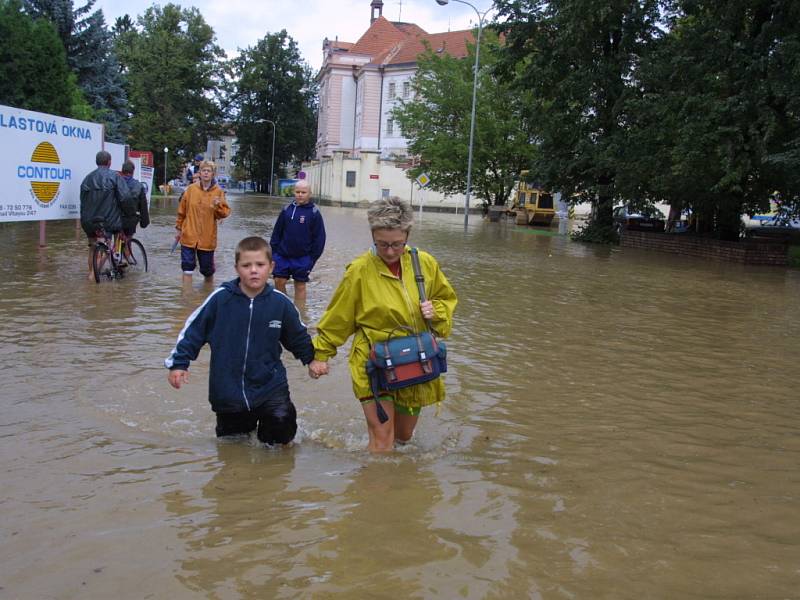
[511,171,556,226]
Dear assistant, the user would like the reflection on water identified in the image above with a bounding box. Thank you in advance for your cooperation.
[1,200,799,598]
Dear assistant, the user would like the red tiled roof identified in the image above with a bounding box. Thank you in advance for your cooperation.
[395,22,428,36]
[343,16,474,66]
[349,16,408,56]
[387,29,474,65]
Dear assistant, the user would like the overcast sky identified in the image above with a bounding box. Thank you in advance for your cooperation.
[93,0,494,71]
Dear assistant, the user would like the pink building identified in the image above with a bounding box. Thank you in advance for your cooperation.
[315,0,475,160]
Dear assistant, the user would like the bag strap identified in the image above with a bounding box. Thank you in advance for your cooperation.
[409,247,432,331]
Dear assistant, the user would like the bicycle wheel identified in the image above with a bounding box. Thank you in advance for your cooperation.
[92,242,113,282]
[124,238,148,274]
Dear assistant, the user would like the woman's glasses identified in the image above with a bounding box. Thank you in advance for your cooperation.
[374,240,407,250]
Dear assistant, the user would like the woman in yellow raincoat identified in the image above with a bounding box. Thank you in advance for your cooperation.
[308,197,457,452]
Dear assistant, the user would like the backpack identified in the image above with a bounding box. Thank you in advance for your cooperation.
[119,179,139,217]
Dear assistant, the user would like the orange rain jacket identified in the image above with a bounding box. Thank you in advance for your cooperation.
[175,182,231,251]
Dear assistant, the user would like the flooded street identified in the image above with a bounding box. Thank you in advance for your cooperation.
[1,196,799,599]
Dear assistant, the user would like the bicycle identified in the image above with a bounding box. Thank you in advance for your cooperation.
[91,218,148,283]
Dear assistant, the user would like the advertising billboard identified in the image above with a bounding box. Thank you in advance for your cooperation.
[1,104,103,222]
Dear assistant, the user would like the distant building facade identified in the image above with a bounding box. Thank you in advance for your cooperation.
[315,0,473,160]
[205,134,238,183]
[306,0,474,207]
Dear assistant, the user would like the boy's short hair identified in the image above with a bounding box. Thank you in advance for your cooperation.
[121,160,135,175]
[235,236,272,263]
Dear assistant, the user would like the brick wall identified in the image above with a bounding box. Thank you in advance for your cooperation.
[620,230,788,266]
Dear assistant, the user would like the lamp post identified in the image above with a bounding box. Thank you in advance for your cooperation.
[163,146,169,193]
[254,119,276,195]
[435,0,489,228]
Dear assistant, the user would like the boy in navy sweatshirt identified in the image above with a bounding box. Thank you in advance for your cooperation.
[269,180,326,306]
[165,236,314,445]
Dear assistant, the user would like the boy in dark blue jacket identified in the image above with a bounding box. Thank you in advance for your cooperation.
[270,180,326,306]
[165,236,313,445]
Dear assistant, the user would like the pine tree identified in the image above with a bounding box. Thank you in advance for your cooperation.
[0,0,89,117]
[24,0,128,140]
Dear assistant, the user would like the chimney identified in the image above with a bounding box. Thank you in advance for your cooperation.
[371,0,384,24]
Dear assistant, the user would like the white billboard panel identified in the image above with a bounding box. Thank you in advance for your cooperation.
[129,156,154,210]
[0,104,103,222]
[107,142,127,171]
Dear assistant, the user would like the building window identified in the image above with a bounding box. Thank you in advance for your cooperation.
[346,171,356,187]
[386,118,393,135]
[403,81,411,99]
[388,82,396,99]
[382,188,391,199]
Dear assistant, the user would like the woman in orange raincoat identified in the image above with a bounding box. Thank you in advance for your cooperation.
[175,160,231,281]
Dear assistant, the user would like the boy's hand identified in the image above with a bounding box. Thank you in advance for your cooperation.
[169,369,189,389]
[308,360,329,379]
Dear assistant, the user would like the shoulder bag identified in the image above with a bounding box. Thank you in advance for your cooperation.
[365,247,448,423]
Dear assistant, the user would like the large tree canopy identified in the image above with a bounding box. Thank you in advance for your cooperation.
[622,0,800,238]
[23,0,128,140]
[114,3,226,184]
[0,0,89,118]
[495,0,663,241]
[496,0,800,241]
[393,32,537,207]
[231,30,317,192]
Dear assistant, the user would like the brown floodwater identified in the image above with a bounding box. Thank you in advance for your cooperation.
[1,196,799,599]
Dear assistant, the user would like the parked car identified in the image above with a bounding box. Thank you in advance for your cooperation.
[741,213,800,230]
[613,205,666,233]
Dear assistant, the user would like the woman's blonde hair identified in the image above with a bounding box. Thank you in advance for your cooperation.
[199,160,217,173]
[367,196,413,232]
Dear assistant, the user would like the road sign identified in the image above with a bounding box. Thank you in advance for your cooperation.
[416,172,430,188]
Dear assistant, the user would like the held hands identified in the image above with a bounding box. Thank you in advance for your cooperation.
[308,360,329,379]
[420,300,435,320]
[168,369,190,389]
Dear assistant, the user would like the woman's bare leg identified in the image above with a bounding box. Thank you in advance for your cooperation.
[362,399,396,452]
[394,414,419,444]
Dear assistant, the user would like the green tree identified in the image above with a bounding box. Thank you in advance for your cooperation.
[114,3,226,185]
[231,30,317,193]
[23,0,128,140]
[0,0,89,117]
[496,0,663,242]
[622,0,800,238]
[393,32,536,208]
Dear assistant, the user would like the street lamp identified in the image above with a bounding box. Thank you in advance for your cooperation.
[435,0,489,228]
[255,119,276,195]
[163,146,169,193]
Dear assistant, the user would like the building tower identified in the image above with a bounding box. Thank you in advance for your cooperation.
[370,0,384,23]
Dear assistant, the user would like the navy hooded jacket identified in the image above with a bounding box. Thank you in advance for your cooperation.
[165,279,314,413]
[270,201,326,262]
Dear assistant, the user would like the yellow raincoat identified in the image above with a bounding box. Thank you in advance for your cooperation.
[313,247,457,408]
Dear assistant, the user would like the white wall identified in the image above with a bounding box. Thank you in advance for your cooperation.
[303,152,466,208]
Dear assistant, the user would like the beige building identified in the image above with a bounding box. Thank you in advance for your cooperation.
[303,0,474,207]
[205,135,238,183]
